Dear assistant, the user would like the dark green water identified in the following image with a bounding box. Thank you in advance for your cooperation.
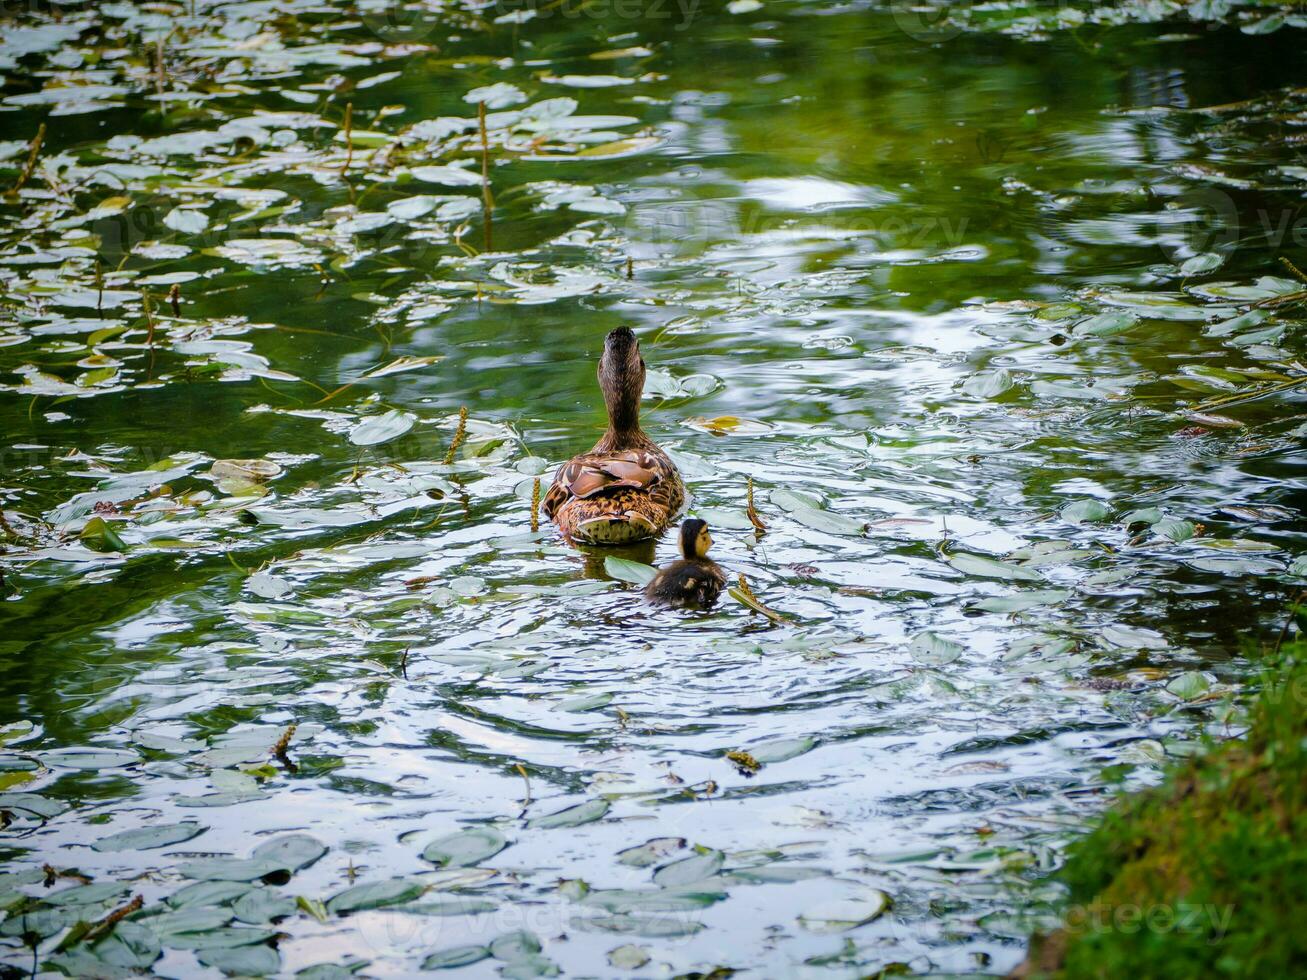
[0,0,1305,976]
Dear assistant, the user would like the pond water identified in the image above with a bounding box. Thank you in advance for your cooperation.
[1,1,1305,976]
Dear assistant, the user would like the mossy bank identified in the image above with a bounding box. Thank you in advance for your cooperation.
[1013,628,1307,978]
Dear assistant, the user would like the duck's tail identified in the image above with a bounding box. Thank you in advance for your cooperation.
[558,494,668,545]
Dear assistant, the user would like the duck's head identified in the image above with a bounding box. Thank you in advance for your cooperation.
[679,518,713,560]
[598,327,645,434]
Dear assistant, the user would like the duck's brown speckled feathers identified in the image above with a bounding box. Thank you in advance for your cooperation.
[645,519,725,609]
[544,328,685,545]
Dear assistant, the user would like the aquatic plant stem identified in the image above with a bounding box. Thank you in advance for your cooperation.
[747,477,767,533]
[444,406,468,465]
[272,722,297,757]
[479,101,494,251]
[516,763,531,818]
[341,101,353,176]
[10,124,46,195]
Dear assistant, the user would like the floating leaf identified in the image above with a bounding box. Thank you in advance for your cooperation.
[528,798,609,829]
[410,165,483,186]
[177,857,284,882]
[617,838,686,868]
[326,878,427,914]
[1166,671,1211,700]
[359,356,444,379]
[972,590,1070,613]
[1101,626,1169,651]
[196,944,281,976]
[556,691,613,712]
[41,746,139,769]
[423,946,491,969]
[909,631,964,665]
[1077,311,1139,336]
[798,893,891,933]
[251,834,327,872]
[246,573,292,599]
[770,489,865,536]
[232,888,298,924]
[1060,499,1111,523]
[947,553,1043,582]
[79,516,128,553]
[93,822,206,852]
[685,415,772,436]
[652,849,724,887]
[1152,518,1196,542]
[422,827,508,868]
[962,368,1014,398]
[163,207,209,234]
[746,736,817,764]
[349,409,417,446]
[489,931,543,960]
[608,945,651,969]
[1185,556,1282,575]
[603,556,657,585]
[166,881,253,909]
[1179,253,1223,275]
[211,459,282,482]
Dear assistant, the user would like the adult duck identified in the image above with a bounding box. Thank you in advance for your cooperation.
[543,327,685,545]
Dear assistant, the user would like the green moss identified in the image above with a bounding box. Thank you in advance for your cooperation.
[1019,641,1307,978]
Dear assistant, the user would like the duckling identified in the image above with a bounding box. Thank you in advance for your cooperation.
[644,519,726,609]
[543,327,685,545]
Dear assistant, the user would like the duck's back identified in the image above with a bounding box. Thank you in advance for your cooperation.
[644,558,725,609]
[543,442,684,544]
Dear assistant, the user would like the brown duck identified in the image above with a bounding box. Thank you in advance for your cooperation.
[543,327,685,545]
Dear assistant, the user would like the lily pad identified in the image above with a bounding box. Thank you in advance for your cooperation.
[652,849,724,887]
[528,798,609,829]
[326,878,427,914]
[251,834,327,872]
[947,553,1043,582]
[423,946,491,969]
[94,821,206,852]
[421,827,508,868]
[349,410,417,446]
[909,631,964,665]
[798,892,891,933]
[604,556,657,585]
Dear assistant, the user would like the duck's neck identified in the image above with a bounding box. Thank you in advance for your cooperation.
[595,419,649,453]
[596,384,647,452]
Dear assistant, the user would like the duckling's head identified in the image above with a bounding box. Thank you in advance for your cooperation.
[679,518,713,560]
[598,327,645,433]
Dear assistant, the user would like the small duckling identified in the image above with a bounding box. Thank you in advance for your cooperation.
[644,519,726,609]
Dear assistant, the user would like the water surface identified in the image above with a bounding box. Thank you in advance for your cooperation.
[1,1,1305,976]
